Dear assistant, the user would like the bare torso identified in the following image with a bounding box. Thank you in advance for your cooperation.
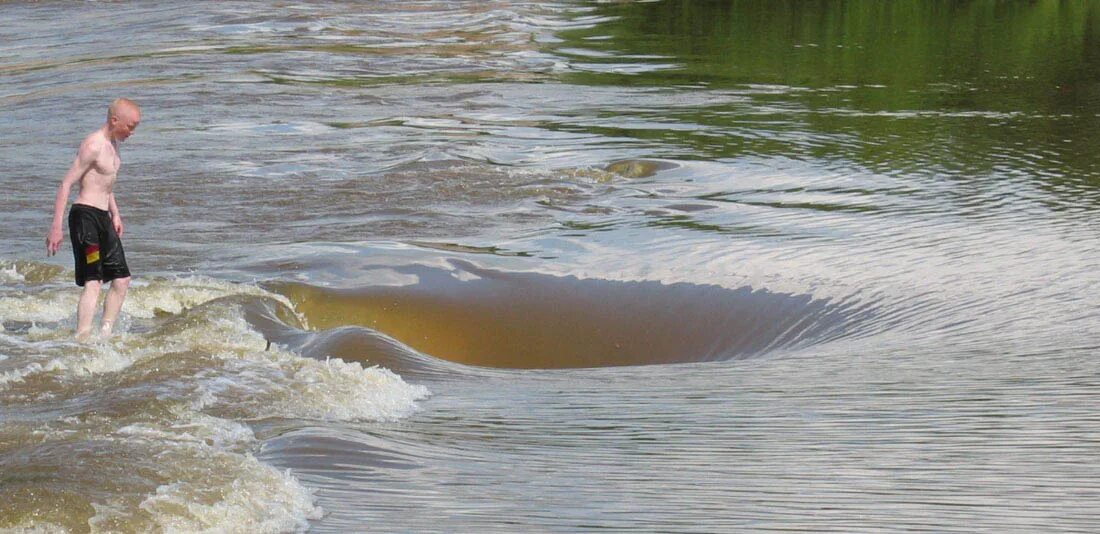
[48,101,139,260]
[74,128,121,210]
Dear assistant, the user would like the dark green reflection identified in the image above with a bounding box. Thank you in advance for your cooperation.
[559,1,1099,103]
[553,0,1100,194]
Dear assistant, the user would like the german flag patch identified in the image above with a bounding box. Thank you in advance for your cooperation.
[85,244,100,264]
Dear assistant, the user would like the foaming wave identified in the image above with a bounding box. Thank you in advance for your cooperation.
[193,347,430,422]
[125,276,301,320]
[0,271,428,531]
[0,522,69,534]
[0,333,139,391]
[101,415,321,533]
[0,289,77,324]
[0,260,66,285]
[0,285,428,420]
[118,294,429,422]
[0,271,300,324]
[130,462,321,534]
[0,273,302,389]
[4,410,323,533]
[126,295,430,421]
[291,326,468,380]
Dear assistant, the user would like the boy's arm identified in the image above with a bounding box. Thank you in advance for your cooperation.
[46,138,99,256]
[108,193,123,236]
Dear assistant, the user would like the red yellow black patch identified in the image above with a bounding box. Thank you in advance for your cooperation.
[85,244,100,264]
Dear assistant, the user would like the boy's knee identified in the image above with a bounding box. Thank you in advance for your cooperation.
[82,280,103,293]
[111,277,131,291]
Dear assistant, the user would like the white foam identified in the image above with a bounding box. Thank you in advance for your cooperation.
[131,308,431,422]
[0,362,42,388]
[0,261,23,282]
[124,275,299,320]
[0,260,66,285]
[0,341,140,390]
[116,414,256,450]
[252,354,430,421]
[117,420,250,449]
[0,359,66,389]
[1,522,70,534]
[170,414,258,449]
[196,347,430,422]
[0,276,304,386]
[1,273,425,531]
[136,461,322,534]
[0,331,41,348]
[0,290,77,323]
[0,274,299,325]
[85,433,321,533]
[84,412,322,533]
[46,345,134,378]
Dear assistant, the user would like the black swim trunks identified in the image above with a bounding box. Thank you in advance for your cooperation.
[69,203,130,286]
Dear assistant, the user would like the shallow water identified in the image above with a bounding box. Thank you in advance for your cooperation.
[2,1,1099,532]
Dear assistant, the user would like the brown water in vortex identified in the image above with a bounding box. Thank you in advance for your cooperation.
[271,261,851,368]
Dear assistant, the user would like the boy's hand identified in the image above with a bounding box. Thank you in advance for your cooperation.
[46,227,63,256]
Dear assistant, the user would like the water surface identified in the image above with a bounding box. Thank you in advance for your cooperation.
[2,1,1099,532]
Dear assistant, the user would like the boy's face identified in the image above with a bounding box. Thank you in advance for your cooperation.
[110,108,141,142]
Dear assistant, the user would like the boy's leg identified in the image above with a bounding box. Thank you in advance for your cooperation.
[101,276,130,337]
[69,206,104,340]
[76,280,102,341]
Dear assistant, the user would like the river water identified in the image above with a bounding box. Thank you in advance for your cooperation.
[2,1,1099,532]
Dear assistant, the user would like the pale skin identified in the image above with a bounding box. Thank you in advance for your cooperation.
[46,99,141,341]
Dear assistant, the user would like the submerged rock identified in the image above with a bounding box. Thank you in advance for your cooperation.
[605,159,669,179]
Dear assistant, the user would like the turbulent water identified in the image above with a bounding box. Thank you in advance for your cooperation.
[2,1,1099,532]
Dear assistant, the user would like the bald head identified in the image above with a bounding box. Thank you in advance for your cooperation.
[108,98,140,122]
[106,98,141,142]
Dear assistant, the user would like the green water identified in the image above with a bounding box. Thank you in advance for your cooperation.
[554,0,1100,186]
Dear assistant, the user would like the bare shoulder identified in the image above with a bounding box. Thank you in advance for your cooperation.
[78,129,106,157]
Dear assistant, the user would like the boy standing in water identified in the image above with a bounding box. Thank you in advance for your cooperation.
[45,98,141,341]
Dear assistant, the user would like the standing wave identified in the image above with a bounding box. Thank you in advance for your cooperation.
[0,268,428,532]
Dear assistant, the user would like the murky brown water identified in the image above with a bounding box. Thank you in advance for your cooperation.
[272,261,862,368]
[2,1,1100,532]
